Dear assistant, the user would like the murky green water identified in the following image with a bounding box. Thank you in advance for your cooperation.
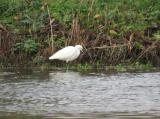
[0,69,160,119]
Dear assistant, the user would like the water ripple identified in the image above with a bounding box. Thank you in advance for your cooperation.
[0,71,160,118]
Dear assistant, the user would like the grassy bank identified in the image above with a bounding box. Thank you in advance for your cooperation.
[0,0,160,67]
[1,62,159,73]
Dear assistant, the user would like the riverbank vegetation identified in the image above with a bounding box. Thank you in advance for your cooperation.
[0,0,160,69]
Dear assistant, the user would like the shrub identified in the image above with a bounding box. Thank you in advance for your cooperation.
[14,39,39,55]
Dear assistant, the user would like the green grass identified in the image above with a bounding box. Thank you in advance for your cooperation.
[1,0,159,35]
[111,62,154,72]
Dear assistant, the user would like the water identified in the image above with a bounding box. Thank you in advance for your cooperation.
[0,69,160,119]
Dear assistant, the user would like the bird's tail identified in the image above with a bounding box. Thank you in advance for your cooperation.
[49,55,56,60]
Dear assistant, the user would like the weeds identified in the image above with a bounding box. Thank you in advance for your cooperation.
[0,0,160,67]
[14,39,39,55]
[113,62,153,72]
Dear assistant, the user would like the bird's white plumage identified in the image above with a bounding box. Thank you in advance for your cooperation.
[49,45,83,62]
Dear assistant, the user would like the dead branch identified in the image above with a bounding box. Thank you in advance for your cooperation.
[88,43,129,50]
[136,40,159,60]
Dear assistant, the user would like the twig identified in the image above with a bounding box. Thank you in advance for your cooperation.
[136,41,158,61]
[46,4,54,52]
[0,24,8,32]
[88,43,129,50]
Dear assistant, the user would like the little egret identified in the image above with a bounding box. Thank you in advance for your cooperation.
[49,45,83,62]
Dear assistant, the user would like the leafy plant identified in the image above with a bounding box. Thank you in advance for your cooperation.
[115,64,127,72]
[76,63,92,71]
[134,42,144,49]
[133,62,153,71]
[23,39,39,54]
[14,39,39,55]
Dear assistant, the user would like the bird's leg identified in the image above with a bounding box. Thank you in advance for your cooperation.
[66,64,69,71]
[66,61,69,72]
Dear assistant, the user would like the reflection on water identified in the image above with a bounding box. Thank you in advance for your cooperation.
[0,69,160,118]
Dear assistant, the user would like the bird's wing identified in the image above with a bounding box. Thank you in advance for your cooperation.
[50,46,75,60]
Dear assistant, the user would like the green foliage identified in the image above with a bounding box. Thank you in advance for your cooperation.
[76,63,92,71]
[115,64,127,72]
[23,39,39,54]
[1,0,159,36]
[114,62,153,72]
[48,35,65,49]
[47,0,160,36]
[0,0,23,16]
[134,42,144,49]
[133,62,153,71]
[0,0,47,31]
[49,0,89,28]
[0,0,10,14]
[33,56,45,65]
[153,31,160,41]
[1,0,160,67]
[14,39,39,55]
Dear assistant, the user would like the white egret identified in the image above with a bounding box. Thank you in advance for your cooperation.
[49,45,83,62]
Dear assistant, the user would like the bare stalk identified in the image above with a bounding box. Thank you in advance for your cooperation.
[89,43,130,49]
[46,4,54,52]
